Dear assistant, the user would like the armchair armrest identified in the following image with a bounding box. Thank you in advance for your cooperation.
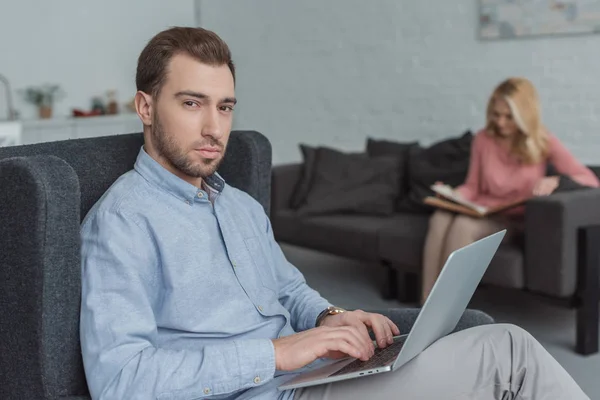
[271,163,303,213]
[367,308,494,338]
[525,188,600,297]
[0,155,88,398]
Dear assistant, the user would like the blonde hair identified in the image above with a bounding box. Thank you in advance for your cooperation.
[486,77,549,164]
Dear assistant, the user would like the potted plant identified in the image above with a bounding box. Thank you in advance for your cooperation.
[22,84,66,119]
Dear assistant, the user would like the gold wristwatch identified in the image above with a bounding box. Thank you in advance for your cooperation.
[316,306,346,326]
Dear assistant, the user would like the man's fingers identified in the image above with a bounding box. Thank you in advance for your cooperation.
[325,326,372,359]
[370,316,393,347]
[324,333,370,361]
[389,319,401,336]
[374,322,392,347]
[354,321,375,355]
[362,315,391,348]
[378,317,396,345]
[364,315,401,347]
[382,321,394,345]
[380,316,400,336]
[343,311,376,354]
[324,338,363,360]
[342,325,374,357]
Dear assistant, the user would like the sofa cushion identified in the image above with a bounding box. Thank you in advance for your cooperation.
[290,145,370,211]
[400,131,473,213]
[377,212,525,289]
[272,210,389,261]
[296,147,400,216]
[366,138,418,207]
[289,144,319,209]
[274,207,526,290]
[377,213,431,270]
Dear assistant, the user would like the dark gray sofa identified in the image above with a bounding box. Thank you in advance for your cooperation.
[0,131,493,400]
[272,162,600,355]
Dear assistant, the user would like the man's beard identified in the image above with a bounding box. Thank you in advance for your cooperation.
[152,113,224,179]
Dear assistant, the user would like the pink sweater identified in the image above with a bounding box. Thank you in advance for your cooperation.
[456,129,599,215]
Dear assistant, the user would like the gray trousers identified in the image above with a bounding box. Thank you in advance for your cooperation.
[294,324,588,400]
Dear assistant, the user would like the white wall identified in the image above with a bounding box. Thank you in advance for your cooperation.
[0,0,196,120]
[198,0,600,165]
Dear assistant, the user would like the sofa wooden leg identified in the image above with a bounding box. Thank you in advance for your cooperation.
[396,272,419,304]
[381,262,398,300]
[576,226,600,355]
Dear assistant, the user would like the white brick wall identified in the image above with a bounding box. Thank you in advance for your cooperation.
[198,0,600,165]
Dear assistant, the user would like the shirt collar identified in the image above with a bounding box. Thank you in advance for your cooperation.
[134,147,225,203]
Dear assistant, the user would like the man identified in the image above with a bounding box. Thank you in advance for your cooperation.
[80,27,588,400]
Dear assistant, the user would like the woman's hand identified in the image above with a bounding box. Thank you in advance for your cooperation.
[433,181,446,198]
[533,176,559,196]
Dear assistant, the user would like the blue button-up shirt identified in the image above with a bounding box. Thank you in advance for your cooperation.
[80,148,331,400]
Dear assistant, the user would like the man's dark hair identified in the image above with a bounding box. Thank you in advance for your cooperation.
[136,27,235,97]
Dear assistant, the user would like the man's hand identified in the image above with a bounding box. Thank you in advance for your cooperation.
[272,325,374,371]
[533,176,559,196]
[319,310,401,350]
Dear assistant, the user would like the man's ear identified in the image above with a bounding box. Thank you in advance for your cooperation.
[135,91,153,126]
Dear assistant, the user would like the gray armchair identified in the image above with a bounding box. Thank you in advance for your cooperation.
[0,131,492,399]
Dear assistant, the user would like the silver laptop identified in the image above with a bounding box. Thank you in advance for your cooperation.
[279,230,506,391]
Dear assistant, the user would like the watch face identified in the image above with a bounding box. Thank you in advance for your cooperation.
[317,306,346,326]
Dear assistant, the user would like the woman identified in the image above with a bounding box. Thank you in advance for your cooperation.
[421,77,600,304]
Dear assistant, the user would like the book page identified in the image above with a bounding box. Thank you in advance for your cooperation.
[430,184,488,215]
[423,197,486,218]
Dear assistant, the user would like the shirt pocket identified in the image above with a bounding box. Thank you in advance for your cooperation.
[244,236,278,294]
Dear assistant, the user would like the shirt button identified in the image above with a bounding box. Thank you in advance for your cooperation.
[257,305,263,312]
[231,260,237,267]
[185,200,191,205]
[254,376,261,384]
[204,387,211,394]
[197,192,204,198]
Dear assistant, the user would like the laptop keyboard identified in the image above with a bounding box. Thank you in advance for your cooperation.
[330,338,406,376]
